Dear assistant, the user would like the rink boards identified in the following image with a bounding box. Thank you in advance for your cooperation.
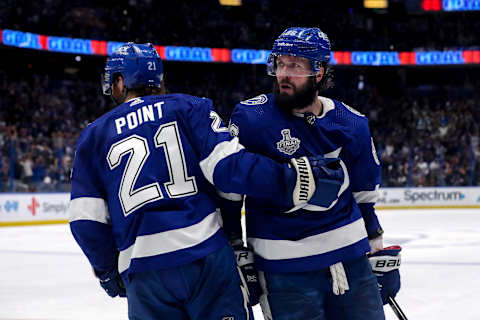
[1,186,480,226]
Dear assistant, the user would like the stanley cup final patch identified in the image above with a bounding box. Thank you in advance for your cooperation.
[276,129,300,155]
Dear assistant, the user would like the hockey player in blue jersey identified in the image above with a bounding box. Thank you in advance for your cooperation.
[224,28,392,319]
[67,42,346,320]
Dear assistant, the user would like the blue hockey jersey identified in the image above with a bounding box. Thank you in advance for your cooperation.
[68,94,305,283]
[229,93,382,272]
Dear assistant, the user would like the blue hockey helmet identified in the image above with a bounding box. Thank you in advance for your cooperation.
[267,27,331,77]
[101,42,163,95]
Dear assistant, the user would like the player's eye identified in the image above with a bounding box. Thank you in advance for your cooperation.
[287,63,302,69]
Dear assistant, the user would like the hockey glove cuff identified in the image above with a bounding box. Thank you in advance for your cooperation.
[291,155,344,208]
[290,157,316,206]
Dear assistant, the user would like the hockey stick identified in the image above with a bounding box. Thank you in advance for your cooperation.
[388,296,408,320]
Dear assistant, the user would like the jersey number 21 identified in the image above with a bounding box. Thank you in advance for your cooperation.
[107,121,197,216]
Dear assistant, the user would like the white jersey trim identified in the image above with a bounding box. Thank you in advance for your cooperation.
[118,210,222,273]
[317,96,336,119]
[217,189,243,201]
[324,146,342,158]
[354,184,380,204]
[68,197,110,224]
[291,96,335,120]
[199,137,245,185]
[248,218,367,260]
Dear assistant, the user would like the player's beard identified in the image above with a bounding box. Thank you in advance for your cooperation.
[273,77,317,113]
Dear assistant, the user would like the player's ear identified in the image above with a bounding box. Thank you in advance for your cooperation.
[315,66,324,83]
[114,74,124,86]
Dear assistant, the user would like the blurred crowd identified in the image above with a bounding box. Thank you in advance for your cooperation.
[1,0,479,191]
[0,65,479,192]
[1,0,479,51]
[0,70,108,192]
[370,96,478,187]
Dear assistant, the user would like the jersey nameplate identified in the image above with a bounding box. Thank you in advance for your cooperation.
[240,94,268,106]
[276,129,300,155]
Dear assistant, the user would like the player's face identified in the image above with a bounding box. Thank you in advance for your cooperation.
[275,55,313,78]
[273,56,318,112]
[275,56,313,94]
[112,76,125,104]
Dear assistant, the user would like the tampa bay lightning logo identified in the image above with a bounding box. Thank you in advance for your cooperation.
[240,94,268,106]
[276,129,300,155]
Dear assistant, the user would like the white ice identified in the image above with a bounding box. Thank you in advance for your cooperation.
[1,208,479,319]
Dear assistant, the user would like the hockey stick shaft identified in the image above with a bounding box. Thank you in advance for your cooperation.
[388,296,408,320]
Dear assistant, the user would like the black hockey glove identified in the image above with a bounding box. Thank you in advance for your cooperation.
[95,269,126,298]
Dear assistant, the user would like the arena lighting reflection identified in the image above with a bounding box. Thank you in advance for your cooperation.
[1,28,480,66]
[423,0,480,11]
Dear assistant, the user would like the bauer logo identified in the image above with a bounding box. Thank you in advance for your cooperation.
[370,256,401,273]
[222,317,235,320]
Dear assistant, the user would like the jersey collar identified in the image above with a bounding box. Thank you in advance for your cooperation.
[292,96,335,119]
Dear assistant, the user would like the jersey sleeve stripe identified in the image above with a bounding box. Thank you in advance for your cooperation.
[247,218,367,260]
[199,137,245,185]
[217,189,243,201]
[68,197,110,224]
[353,185,380,203]
[324,146,342,158]
[118,210,222,273]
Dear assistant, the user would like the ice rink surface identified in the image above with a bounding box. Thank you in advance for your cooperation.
[1,208,479,320]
